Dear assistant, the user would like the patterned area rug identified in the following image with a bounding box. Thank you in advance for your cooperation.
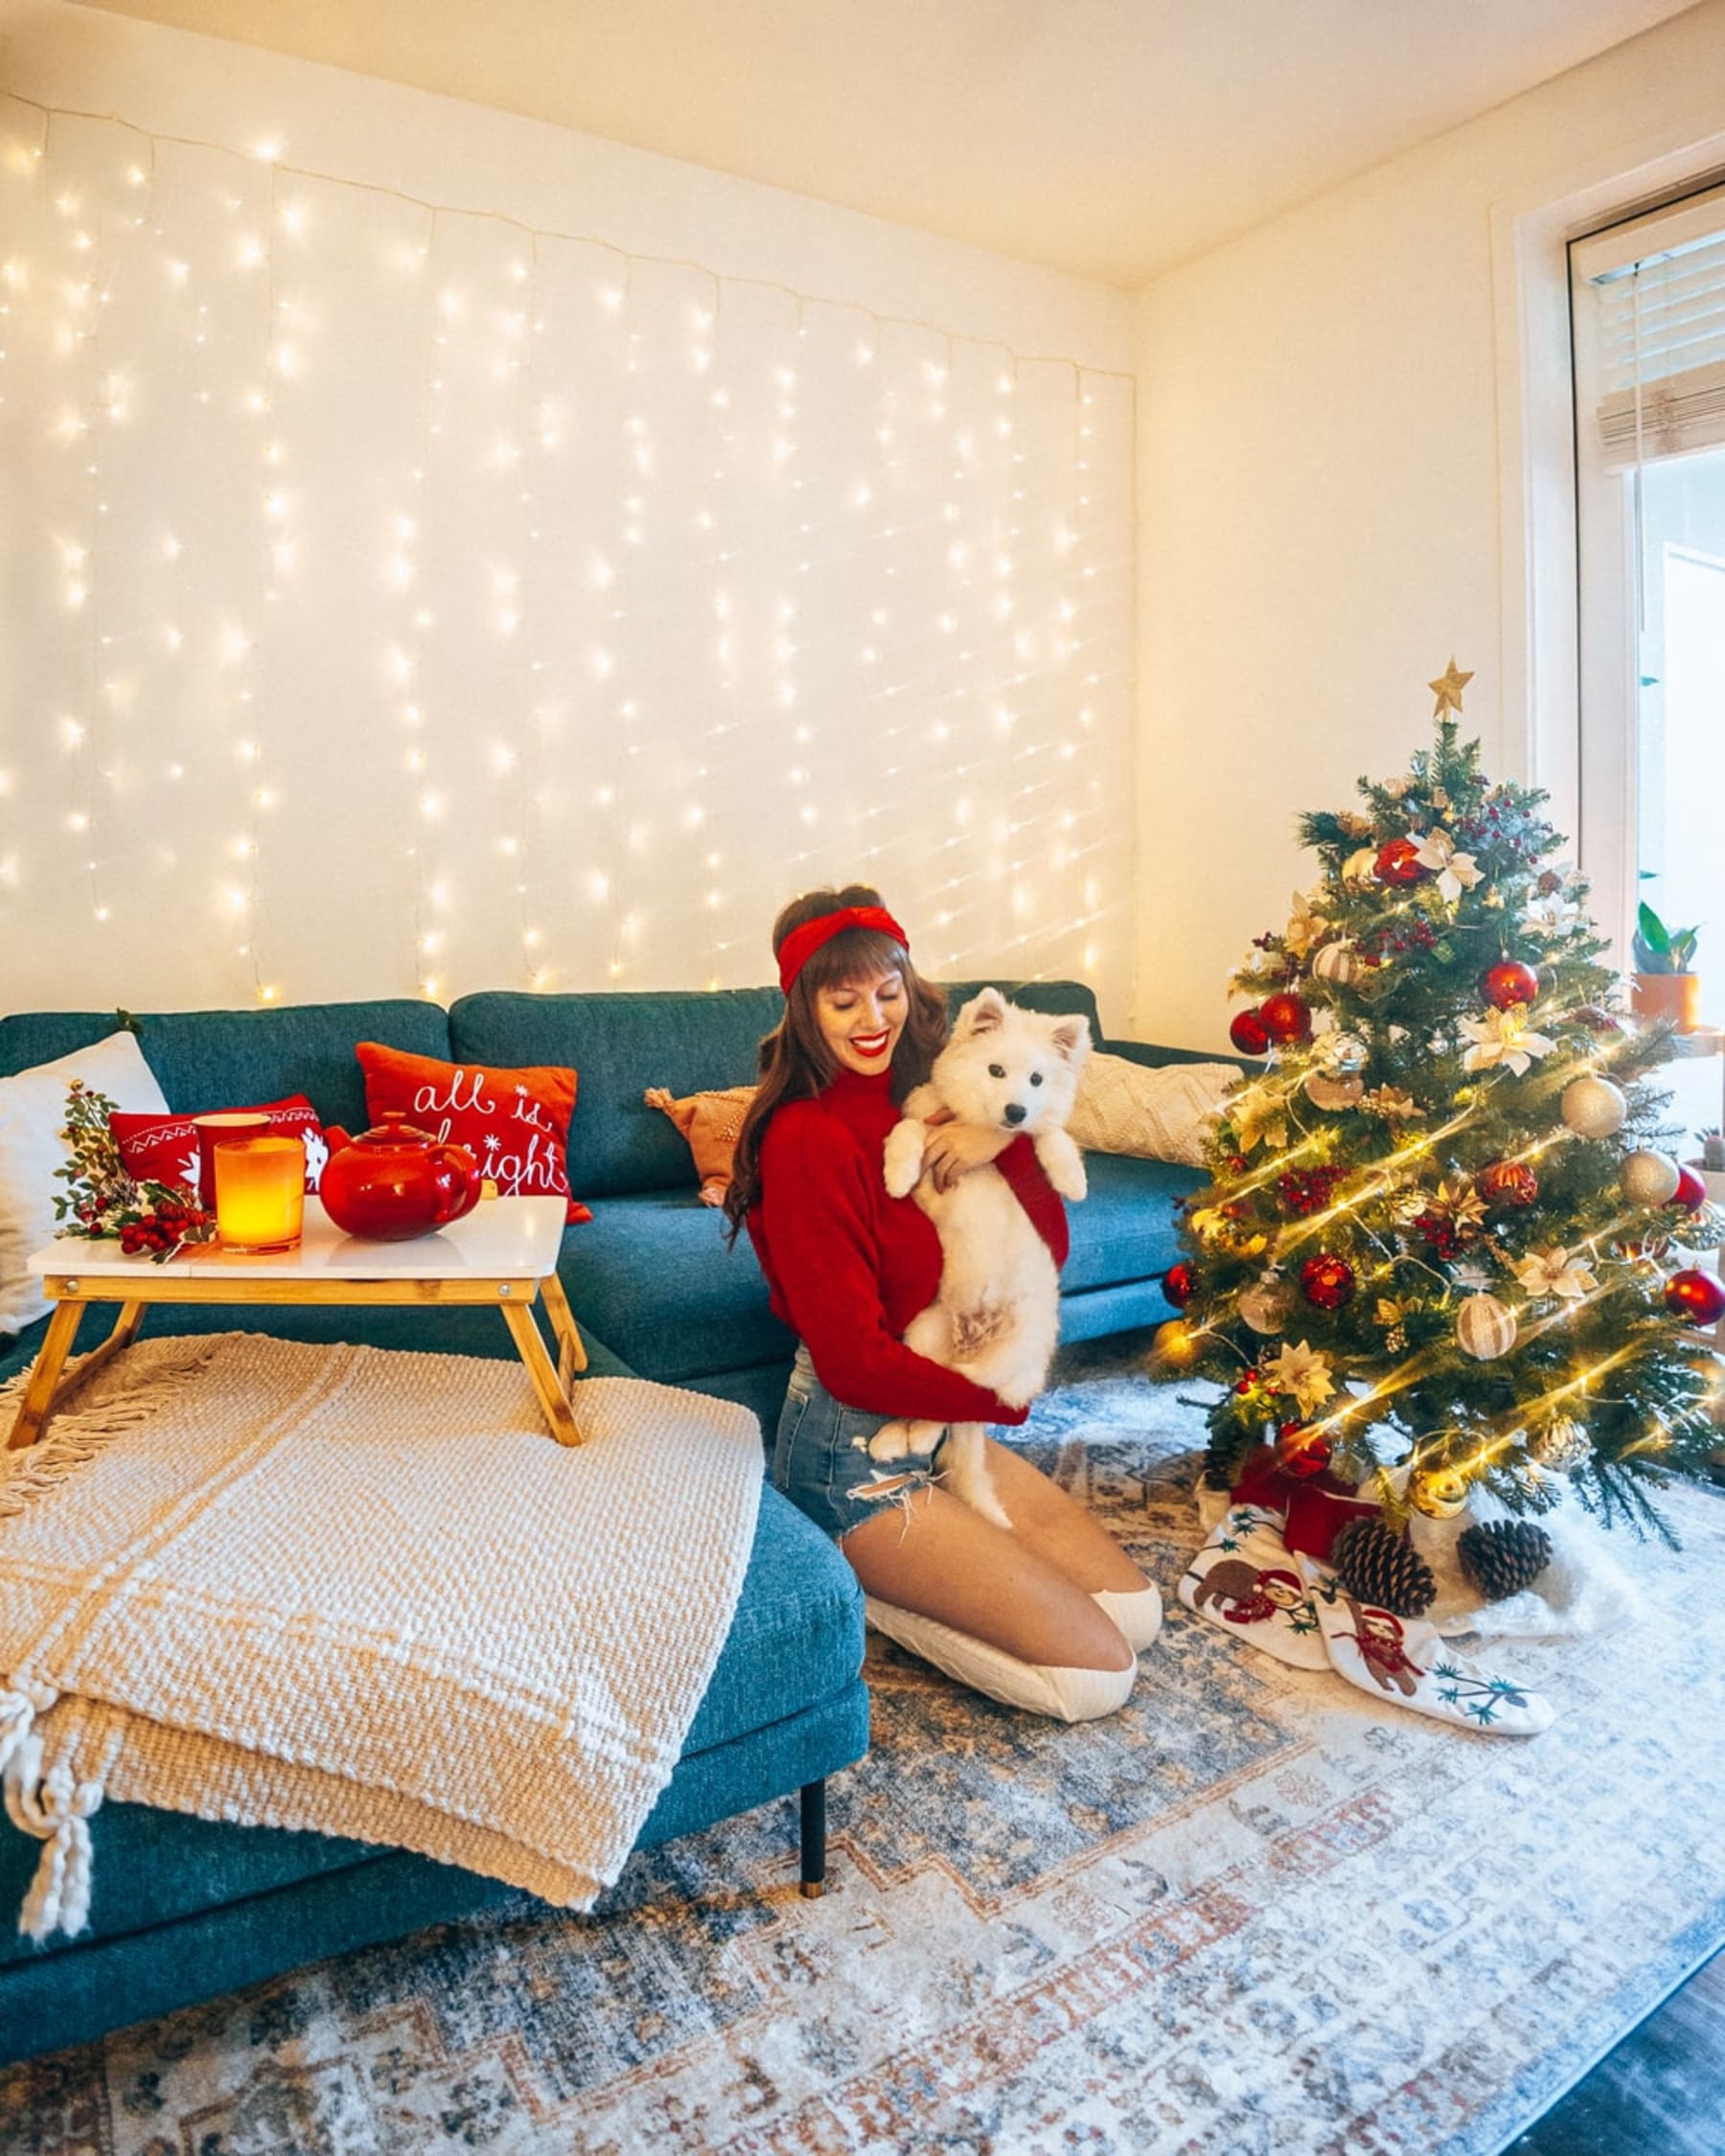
[5,1339,1724,2155]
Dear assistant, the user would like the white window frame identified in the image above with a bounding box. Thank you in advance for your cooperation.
[1570,180,1725,957]
[1489,124,1725,966]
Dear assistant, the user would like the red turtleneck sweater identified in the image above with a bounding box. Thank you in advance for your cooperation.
[747,1066,1070,1424]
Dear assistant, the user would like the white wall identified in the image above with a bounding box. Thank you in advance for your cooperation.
[1132,0,1725,1050]
[0,5,1135,1021]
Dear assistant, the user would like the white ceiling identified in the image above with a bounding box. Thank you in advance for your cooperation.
[71,0,1708,286]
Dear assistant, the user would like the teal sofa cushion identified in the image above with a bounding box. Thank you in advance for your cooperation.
[564,1195,790,1386]
[0,1001,452,1135]
[1062,1152,1202,1294]
[450,989,782,1200]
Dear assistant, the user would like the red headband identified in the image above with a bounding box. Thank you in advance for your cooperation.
[777,906,909,994]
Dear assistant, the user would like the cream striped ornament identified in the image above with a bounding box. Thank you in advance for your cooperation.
[1457,1293,1518,1361]
[1311,941,1363,986]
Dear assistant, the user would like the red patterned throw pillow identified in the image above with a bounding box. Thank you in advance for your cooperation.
[110,1096,334,1195]
[355,1043,591,1223]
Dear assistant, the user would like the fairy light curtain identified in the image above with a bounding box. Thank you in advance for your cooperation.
[0,97,1133,1016]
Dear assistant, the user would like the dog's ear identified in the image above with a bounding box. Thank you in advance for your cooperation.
[1047,1014,1091,1063]
[957,986,1008,1036]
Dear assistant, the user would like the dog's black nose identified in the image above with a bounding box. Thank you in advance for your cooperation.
[1003,1102,1026,1125]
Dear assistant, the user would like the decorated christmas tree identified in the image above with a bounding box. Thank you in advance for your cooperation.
[1154,662,1723,1549]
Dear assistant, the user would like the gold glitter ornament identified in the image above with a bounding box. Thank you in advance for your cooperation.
[1411,1467,1470,1519]
[1150,1319,1203,1369]
[1561,1073,1628,1139]
[1620,1149,1681,1206]
[1342,847,1380,888]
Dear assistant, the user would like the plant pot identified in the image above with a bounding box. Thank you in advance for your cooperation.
[1631,972,1703,1030]
[1689,1161,1725,1208]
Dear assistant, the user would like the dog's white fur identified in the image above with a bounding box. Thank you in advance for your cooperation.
[872,989,1090,1528]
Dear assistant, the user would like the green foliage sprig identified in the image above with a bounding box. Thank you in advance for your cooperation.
[53,1082,215,1261]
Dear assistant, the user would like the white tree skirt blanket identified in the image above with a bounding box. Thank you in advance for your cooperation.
[0,1332,762,1940]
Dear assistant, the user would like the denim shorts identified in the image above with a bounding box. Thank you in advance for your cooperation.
[772,1345,945,1543]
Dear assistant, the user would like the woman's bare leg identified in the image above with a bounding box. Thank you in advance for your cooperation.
[979,1438,1151,1595]
[840,1485,1134,1673]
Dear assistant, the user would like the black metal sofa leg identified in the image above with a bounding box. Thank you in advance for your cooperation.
[799,1779,827,1899]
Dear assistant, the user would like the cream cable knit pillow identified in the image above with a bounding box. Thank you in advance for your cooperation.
[1066,1054,1237,1166]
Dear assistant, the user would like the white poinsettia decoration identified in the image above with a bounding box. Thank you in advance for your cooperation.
[1512,1247,1599,1301]
[1230,1085,1290,1154]
[1265,1340,1336,1414]
[1412,826,1484,904]
[1460,1004,1555,1075]
[1523,891,1582,939]
[1283,888,1326,958]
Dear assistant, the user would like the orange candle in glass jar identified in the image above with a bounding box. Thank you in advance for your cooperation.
[214,1135,306,1252]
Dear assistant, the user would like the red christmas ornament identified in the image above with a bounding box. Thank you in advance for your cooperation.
[1481,960,1539,1011]
[1229,1007,1271,1056]
[1374,837,1425,886]
[1477,1158,1539,1209]
[1163,1262,1197,1309]
[1665,1269,1725,1325]
[1276,1420,1333,1478]
[1669,1165,1708,1214]
[1258,991,1313,1045]
[1300,1253,1356,1310]
[1234,1368,1262,1395]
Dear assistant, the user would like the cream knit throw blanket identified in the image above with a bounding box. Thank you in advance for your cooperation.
[0,1333,763,1940]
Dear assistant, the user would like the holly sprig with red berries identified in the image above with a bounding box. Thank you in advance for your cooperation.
[52,1080,215,1260]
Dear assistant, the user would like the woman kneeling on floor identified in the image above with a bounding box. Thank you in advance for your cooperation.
[723,883,1162,1721]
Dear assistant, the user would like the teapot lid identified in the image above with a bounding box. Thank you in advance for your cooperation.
[350,1111,439,1150]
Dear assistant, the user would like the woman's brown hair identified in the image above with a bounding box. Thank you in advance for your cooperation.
[722,884,948,1240]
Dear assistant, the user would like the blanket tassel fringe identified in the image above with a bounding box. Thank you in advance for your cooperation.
[0,1683,100,1939]
[0,1334,221,1520]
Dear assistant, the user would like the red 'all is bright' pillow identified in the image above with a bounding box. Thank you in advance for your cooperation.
[355,1043,591,1223]
[109,1096,334,1196]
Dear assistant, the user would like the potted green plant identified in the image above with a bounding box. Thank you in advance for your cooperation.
[1631,896,1703,1030]
[1692,1127,1725,1207]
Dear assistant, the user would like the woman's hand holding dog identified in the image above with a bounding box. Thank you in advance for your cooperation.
[921,1117,1015,1191]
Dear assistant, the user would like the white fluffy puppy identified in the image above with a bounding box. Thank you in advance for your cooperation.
[872,988,1090,1527]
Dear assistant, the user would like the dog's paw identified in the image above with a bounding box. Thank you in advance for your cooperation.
[868,1420,913,1462]
[883,1121,925,1199]
[1035,1129,1088,1202]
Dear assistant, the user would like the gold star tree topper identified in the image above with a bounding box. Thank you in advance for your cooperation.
[1429,657,1474,717]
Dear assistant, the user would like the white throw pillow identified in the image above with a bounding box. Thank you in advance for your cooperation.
[0,1030,170,1336]
[1067,1053,1238,1166]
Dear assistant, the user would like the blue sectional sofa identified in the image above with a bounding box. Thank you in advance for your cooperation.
[0,980,1208,2064]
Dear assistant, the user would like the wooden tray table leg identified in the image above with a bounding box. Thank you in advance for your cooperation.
[500,1299,584,1446]
[539,1272,587,1390]
[7,1301,88,1452]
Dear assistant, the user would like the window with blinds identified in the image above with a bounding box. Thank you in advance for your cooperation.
[1570,182,1725,1007]
[1577,181,1725,470]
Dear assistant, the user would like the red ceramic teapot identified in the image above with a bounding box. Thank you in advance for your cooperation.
[319,1113,484,1241]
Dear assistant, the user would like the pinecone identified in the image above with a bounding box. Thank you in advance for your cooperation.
[1457,1520,1552,1602]
[1331,1517,1438,1617]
